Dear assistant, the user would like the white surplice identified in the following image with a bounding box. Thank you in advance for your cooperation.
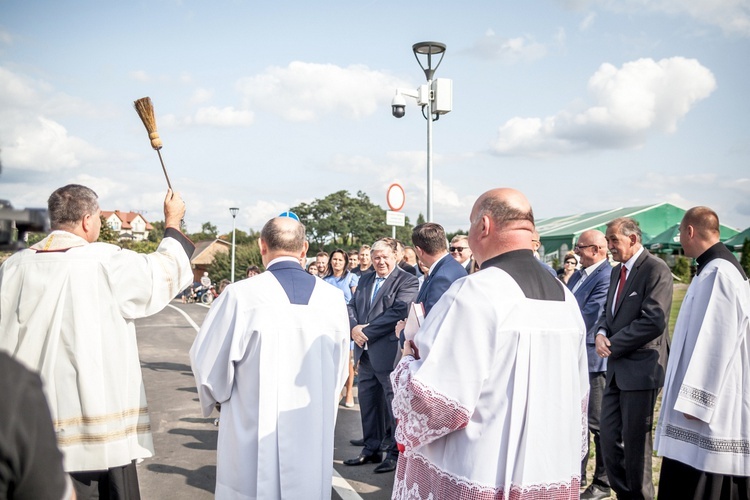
[391,267,589,500]
[655,258,750,476]
[0,230,193,471]
[190,271,350,500]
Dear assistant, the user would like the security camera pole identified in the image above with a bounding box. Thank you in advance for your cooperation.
[391,41,452,222]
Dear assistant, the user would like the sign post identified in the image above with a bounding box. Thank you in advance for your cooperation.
[386,184,406,239]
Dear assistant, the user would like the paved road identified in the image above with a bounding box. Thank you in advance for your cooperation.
[135,300,395,499]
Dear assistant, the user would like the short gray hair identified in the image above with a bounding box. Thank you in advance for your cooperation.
[474,196,534,226]
[607,217,642,242]
[48,184,99,229]
[371,238,395,254]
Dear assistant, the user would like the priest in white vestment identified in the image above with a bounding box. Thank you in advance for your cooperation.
[655,207,750,498]
[391,188,589,500]
[0,185,194,499]
[190,216,350,500]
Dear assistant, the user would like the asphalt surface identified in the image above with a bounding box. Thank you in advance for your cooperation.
[135,300,396,499]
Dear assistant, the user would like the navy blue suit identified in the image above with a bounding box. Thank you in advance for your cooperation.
[568,260,612,490]
[347,267,418,459]
[416,254,467,315]
[568,262,612,373]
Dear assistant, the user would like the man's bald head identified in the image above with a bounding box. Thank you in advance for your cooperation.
[259,217,308,266]
[679,206,721,258]
[575,229,608,267]
[468,188,535,266]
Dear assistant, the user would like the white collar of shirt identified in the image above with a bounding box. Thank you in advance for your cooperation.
[582,258,608,277]
[429,253,450,274]
[621,246,644,276]
[266,256,303,268]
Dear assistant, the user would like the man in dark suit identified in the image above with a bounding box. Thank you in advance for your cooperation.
[345,238,419,473]
[568,229,612,500]
[412,223,468,315]
[595,217,673,500]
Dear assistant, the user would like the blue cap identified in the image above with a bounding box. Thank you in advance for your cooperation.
[278,211,299,221]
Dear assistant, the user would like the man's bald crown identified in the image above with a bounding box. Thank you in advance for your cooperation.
[261,217,306,253]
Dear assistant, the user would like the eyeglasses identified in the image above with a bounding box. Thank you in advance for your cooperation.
[574,244,598,251]
[449,247,467,253]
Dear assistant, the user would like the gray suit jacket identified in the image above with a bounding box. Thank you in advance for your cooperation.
[594,249,672,391]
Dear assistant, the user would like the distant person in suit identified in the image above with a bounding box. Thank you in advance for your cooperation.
[595,217,673,500]
[390,238,417,276]
[449,234,474,273]
[409,223,468,315]
[569,230,612,500]
[344,238,419,474]
[655,207,750,499]
[394,222,468,346]
[402,246,422,278]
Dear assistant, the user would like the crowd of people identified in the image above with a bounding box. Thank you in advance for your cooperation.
[0,183,748,500]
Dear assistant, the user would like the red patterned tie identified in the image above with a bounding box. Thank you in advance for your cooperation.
[616,265,627,304]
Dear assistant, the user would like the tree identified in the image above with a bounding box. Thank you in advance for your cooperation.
[416,213,426,225]
[208,243,263,282]
[188,221,218,242]
[741,238,750,277]
[218,228,260,246]
[98,215,119,243]
[148,220,165,243]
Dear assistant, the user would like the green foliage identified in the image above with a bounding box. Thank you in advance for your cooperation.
[291,190,413,252]
[741,238,750,277]
[208,243,263,282]
[416,213,426,225]
[218,228,260,246]
[189,222,218,242]
[121,240,159,254]
[98,215,120,243]
[672,255,692,283]
[148,220,165,243]
[25,232,46,246]
[446,229,468,243]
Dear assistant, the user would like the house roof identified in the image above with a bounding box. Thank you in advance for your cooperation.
[191,239,231,265]
[101,210,154,231]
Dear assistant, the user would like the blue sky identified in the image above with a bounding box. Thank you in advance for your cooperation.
[1,0,749,236]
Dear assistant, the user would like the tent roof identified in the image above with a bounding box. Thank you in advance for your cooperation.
[537,203,669,237]
[724,227,750,250]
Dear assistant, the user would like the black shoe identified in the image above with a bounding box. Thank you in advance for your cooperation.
[343,452,382,466]
[349,438,365,446]
[373,458,397,473]
[580,475,588,488]
[580,484,611,500]
[380,439,392,452]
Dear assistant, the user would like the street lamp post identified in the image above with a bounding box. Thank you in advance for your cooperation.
[229,207,239,282]
[391,41,451,222]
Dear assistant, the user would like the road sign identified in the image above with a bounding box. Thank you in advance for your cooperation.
[386,183,405,212]
[386,211,406,226]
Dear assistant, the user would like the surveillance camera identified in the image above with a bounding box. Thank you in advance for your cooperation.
[391,93,406,118]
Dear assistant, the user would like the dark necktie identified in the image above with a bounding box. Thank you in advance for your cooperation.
[616,265,627,304]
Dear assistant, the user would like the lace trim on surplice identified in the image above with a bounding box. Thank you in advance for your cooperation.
[394,451,580,500]
[392,360,471,450]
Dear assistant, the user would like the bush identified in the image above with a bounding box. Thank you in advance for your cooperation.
[672,255,692,283]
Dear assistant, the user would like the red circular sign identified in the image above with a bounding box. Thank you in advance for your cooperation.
[386,184,405,212]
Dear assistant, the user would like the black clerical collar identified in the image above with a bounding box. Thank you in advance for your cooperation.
[481,249,565,301]
[696,242,747,279]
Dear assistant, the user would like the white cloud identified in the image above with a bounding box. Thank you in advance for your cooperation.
[468,29,548,62]
[236,61,411,122]
[559,0,750,37]
[129,70,150,83]
[0,66,104,172]
[192,106,254,127]
[492,57,716,155]
[0,28,12,45]
[189,88,214,105]
[580,12,597,30]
